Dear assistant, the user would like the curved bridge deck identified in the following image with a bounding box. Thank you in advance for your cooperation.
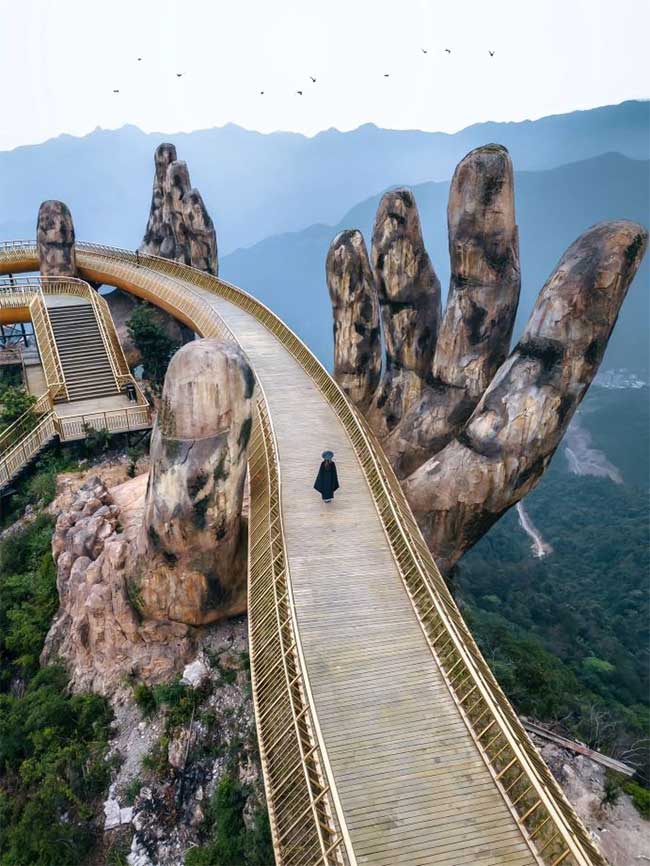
[0,242,604,866]
[209,288,534,865]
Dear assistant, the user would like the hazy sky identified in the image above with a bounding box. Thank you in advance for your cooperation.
[1,0,647,150]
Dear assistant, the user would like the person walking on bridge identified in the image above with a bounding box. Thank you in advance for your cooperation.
[314,450,339,503]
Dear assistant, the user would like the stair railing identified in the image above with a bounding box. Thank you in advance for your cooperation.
[28,290,68,401]
[0,392,53,455]
[0,409,56,489]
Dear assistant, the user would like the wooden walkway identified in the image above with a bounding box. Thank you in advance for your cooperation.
[0,242,605,866]
[200,292,537,865]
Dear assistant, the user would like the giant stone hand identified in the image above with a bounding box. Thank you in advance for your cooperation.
[326,144,647,574]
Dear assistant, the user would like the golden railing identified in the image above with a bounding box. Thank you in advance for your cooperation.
[248,399,349,865]
[56,404,152,441]
[0,273,149,406]
[0,392,52,456]
[28,292,68,400]
[26,276,136,396]
[0,267,152,488]
[0,241,605,866]
[0,410,57,489]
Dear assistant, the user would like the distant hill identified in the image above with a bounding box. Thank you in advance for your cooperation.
[222,153,650,375]
[0,100,647,255]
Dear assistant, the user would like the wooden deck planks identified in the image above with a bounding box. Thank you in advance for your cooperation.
[196,289,537,865]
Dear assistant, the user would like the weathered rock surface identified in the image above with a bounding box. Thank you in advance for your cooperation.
[532,735,650,866]
[37,200,77,276]
[384,145,521,475]
[328,142,648,572]
[367,188,441,437]
[404,219,648,573]
[326,229,381,410]
[41,476,195,695]
[140,143,218,275]
[139,339,254,625]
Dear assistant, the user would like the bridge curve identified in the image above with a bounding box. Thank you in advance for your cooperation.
[0,242,604,866]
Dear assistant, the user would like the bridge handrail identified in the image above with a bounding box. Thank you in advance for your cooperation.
[56,403,152,441]
[103,245,602,866]
[248,398,350,865]
[1,241,605,866]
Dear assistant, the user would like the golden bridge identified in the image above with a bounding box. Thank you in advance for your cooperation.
[0,241,606,866]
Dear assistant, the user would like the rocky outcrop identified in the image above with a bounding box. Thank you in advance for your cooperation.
[138,339,254,625]
[41,476,195,695]
[140,143,218,275]
[366,188,441,437]
[37,200,77,276]
[326,230,381,410]
[327,144,648,572]
[532,735,650,866]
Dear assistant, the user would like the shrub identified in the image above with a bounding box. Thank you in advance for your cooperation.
[122,776,143,806]
[0,505,113,866]
[185,775,273,866]
[601,778,620,807]
[82,424,112,455]
[142,735,169,774]
[623,779,650,818]
[126,304,179,392]
[133,683,156,717]
[0,384,36,430]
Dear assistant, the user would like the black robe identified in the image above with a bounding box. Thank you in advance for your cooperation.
[314,460,339,500]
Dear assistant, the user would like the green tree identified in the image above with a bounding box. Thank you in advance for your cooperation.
[0,385,36,430]
[126,304,179,392]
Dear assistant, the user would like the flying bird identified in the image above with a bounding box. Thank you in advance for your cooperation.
[489,50,495,56]
[310,76,316,83]
[296,90,303,95]
[176,72,184,78]
[445,48,451,54]
[421,48,428,54]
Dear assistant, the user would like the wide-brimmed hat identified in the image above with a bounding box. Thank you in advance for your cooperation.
[322,450,334,459]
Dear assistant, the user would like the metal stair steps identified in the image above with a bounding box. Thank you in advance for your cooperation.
[46,303,119,402]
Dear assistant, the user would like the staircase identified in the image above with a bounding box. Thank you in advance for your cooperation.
[47,304,119,402]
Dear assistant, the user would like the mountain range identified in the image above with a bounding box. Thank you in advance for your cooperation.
[222,152,650,374]
[0,100,647,373]
[0,100,647,255]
